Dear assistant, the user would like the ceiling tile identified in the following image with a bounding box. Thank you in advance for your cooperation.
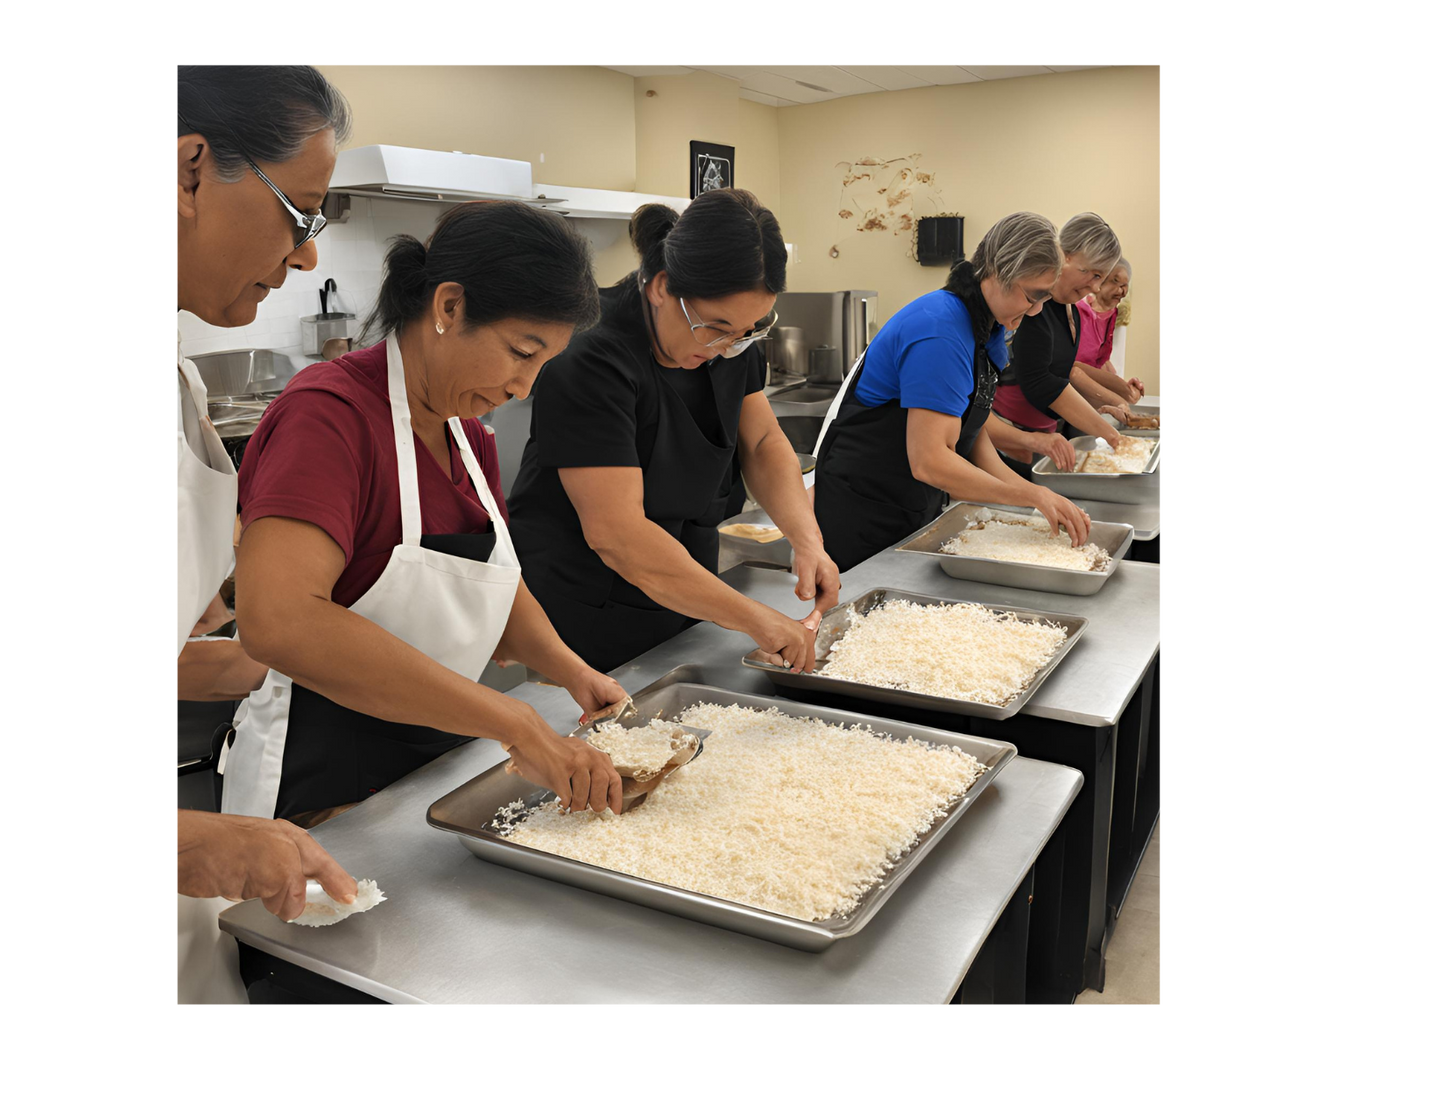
[896,66,982,85]
[960,65,1055,80]
[755,66,887,97]
[834,66,932,91]
[693,65,763,81]
[738,88,800,108]
[732,70,838,103]
[1045,65,1102,72]
[605,66,696,77]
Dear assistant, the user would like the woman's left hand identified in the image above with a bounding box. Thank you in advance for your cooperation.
[566,668,630,726]
[1127,377,1146,399]
[791,545,842,630]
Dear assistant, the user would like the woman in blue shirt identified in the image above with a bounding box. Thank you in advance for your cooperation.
[813,212,1094,571]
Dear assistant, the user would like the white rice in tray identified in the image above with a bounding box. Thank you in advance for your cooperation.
[817,598,1068,706]
[941,514,1110,571]
[502,703,987,923]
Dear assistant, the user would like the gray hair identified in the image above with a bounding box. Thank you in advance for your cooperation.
[1113,256,1133,280]
[1060,212,1122,274]
[178,65,352,183]
[971,211,1063,287]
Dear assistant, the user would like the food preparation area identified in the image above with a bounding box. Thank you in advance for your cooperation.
[941,514,1111,571]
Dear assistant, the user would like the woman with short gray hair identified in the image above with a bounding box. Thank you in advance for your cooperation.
[814,211,1092,572]
[989,211,1125,457]
[1073,258,1145,411]
[175,65,357,1002]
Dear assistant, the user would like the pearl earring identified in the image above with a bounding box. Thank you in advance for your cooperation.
[435,321,444,335]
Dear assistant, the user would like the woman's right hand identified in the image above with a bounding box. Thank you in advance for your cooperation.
[505,713,623,814]
[1032,486,1092,547]
[1033,432,1077,472]
[747,604,818,674]
[1092,418,1124,451]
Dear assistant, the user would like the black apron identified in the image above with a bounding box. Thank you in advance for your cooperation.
[530,368,736,671]
[814,336,998,573]
[219,526,497,824]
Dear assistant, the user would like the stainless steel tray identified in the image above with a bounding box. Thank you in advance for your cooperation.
[894,503,1134,596]
[1032,432,1160,502]
[716,508,794,572]
[1105,403,1160,431]
[427,666,1016,952]
[742,587,1088,721]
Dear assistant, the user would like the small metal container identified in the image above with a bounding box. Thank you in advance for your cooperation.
[808,344,841,383]
[717,508,794,571]
[301,312,357,358]
[191,348,288,398]
[769,325,805,376]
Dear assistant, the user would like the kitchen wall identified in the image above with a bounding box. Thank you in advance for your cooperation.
[774,66,1160,393]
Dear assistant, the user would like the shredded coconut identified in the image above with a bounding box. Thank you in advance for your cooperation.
[941,516,1110,571]
[817,598,1068,706]
[503,703,987,922]
[1075,435,1156,474]
[584,718,697,779]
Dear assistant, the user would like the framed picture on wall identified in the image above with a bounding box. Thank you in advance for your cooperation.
[690,141,735,198]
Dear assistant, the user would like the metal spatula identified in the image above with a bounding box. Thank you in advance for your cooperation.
[578,695,709,813]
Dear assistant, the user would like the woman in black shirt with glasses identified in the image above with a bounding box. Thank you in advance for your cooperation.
[509,190,840,673]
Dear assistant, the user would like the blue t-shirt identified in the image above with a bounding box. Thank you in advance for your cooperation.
[853,289,1009,415]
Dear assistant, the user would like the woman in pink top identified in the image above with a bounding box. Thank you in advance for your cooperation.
[1071,259,1145,415]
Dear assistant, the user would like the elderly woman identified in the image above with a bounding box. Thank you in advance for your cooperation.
[987,213,1125,466]
[813,211,1092,572]
[176,65,358,1003]
[223,201,628,831]
[1074,258,1146,411]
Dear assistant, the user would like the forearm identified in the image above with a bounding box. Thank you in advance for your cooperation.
[590,518,768,635]
[239,596,546,748]
[493,578,590,685]
[914,445,1039,509]
[740,431,824,552]
[984,414,1043,464]
[177,638,267,702]
[1076,361,1133,402]
[1070,366,1127,409]
[1052,384,1120,440]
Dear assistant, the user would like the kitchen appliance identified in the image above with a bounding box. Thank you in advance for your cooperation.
[772,291,877,386]
[330,144,542,205]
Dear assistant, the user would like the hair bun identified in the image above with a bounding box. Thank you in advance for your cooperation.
[629,203,680,259]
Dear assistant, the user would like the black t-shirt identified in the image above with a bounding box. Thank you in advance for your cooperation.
[1000,299,1080,421]
[508,281,764,608]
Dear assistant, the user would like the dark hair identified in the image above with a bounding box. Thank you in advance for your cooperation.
[628,189,787,299]
[178,65,352,182]
[362,201,601,340]
[940,260,997,348]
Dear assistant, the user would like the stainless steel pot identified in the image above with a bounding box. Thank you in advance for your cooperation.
[191,348,290,398]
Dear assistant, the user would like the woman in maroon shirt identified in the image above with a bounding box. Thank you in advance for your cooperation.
[225,201,626,824]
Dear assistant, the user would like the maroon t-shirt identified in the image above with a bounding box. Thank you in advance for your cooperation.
[239,341,509,608]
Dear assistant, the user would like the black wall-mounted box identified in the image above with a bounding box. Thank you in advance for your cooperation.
[917,216,965,266]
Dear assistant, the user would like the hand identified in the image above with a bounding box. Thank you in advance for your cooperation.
[791,545,841,628]
[746,604,818,674]
[177,811,357,923]
[1031,486,1092,547]
[1034,432,1077,472]
[191,592,234,638]
[1127,377,1146,399]
[564,668,629,727]
[505,712,622,814]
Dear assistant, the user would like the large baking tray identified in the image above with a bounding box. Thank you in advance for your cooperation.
[1032,432,1160,502]
[894,503,1134,596]
[427,665,1016,952]
[742,587,1088,721]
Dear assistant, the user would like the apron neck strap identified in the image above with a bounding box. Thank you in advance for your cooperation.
[385,334,424,547]
[448,417,518,566]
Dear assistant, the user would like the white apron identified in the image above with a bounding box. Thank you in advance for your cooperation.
[177,337,238,654]
[221,334,522,820]
[176,334,248,1003]
[811,350,869,459]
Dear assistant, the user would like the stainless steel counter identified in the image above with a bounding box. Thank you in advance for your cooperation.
[220,676,1081,1003]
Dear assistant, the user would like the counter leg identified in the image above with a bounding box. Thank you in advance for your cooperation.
[953,865,1033,1004]
[1106,655,1158,933]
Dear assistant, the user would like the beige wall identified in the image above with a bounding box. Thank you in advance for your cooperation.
[775,66,1160,393]
[318,65,642,286]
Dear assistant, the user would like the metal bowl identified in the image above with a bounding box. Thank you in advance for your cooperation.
[191,348,290,399]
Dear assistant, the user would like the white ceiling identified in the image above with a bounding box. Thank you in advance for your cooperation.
[608,65,1102,107]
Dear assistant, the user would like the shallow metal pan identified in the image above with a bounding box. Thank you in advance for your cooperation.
[1105,403,1160,432]
[716,508,794,572]
[1032,432,1160,502]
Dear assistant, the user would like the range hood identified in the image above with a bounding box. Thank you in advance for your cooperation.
[329,144,557,206]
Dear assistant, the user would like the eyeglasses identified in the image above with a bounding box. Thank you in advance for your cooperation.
[678,298,778,358]
[178,112,325,248]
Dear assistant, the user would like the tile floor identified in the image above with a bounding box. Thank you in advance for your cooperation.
[1076,821,1159,1004]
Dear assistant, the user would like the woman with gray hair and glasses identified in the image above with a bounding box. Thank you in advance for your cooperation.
[988,212,1126,466]
[1073,258,1145,414]
[175,65,357,1002]
[813,211,1092,573]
